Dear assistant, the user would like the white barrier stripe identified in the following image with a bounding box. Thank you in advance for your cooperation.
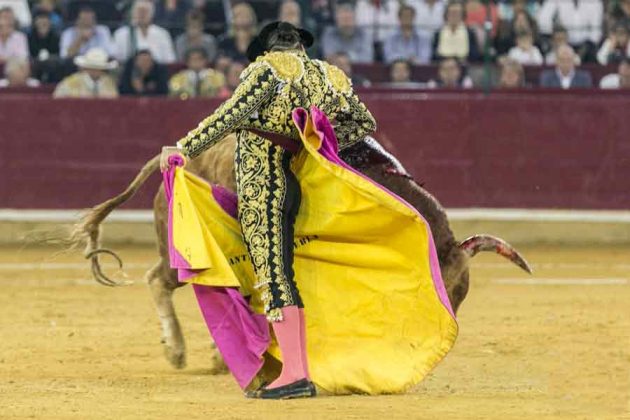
[3,208,630,223]
[447,208,630,223]
[0,262,148,270]
[475,262,630,270]
[0,278,132,286]
[0,209,153,223]
[494,278,628,285]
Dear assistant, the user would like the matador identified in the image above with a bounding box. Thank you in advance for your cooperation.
[160,21,376,399]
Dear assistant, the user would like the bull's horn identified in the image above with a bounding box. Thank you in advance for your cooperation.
[458,235,533,274]
[85,248,131,287]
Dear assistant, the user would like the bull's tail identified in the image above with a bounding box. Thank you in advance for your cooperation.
[67,154,160,286]
[458,234,533,274]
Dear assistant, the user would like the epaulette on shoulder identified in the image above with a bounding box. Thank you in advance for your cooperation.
[239,59,268,81]
[317,60,352,95]
[255,51,305,83]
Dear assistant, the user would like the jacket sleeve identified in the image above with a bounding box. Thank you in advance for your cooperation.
[336,90,377,150]
[176,62,279,158]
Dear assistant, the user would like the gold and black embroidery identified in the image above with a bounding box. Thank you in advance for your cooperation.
[262,51,305,83]
[178,50,376,158]
[177,49,376,320]
[178,63,279,158]
[235,132,302,322]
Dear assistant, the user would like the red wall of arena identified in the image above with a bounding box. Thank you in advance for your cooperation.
[1,91,629,210]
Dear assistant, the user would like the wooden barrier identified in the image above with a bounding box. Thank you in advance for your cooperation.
[0,90,628,210]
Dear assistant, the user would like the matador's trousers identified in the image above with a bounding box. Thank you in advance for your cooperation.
[235,131,303,322]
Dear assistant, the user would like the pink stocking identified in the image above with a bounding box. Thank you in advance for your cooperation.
[267,306,308,389]
[298,308,311,380]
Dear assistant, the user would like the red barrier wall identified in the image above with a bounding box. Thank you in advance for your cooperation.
[1,91,629,210]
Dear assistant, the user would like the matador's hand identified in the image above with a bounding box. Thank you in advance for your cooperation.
[160,146,185,172]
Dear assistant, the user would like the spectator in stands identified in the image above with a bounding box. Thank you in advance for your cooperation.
[219,60,244,97]
[537,0,603,62]
[497,57,525,88]
[29,9,59,60]
[321,3,374,63]
[279,0,314,31]
[279,0,301,26]
[508,29,543,65]
[63,1,122,31]
[213,52,233,74]
[383,4,431,64]
[60,6,114,59]
[154,0,192,37]
[53,47,118,98]
[494,9,539,56]
[386,58,425,88]
[0,7,28,64]
[355,0,400,47]
[119,49,169,96]
[114,0,176,64]
[599,56,630,89]
[327,51,371,87]
[597,21,630,65]
[389,58,411,82]
[0,57,40,87]
[175,10,217,62]
[34,0,62,32]
[432,1,481,62]
[427,57,473,88]
[609,0,630,28]
[278,0,317,43]
[217,2,257,62]
[465,0,498,49]
[190,0,228,36]
[544,26,580,66]
[0,0,29,28]
[497,0,538,22]
[310,0,336,29]
[408,0,445,33]
[539,44,592,89]
[169,47,225,98]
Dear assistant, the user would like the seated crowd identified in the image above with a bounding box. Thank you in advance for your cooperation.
[1,0,630,97]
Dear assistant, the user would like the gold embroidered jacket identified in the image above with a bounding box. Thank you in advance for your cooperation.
[177,50,376,158]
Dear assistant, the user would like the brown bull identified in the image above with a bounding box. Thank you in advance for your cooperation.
[68,135,531,369]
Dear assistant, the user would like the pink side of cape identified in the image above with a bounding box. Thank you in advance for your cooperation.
[161,154,269,390]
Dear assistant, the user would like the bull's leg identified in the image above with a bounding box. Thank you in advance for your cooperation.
[152,188,228,373]
[146,260,230,373]
[146,261,187,369]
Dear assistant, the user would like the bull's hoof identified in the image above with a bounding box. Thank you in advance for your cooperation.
[164,344,186,369]
[208,347,229,374]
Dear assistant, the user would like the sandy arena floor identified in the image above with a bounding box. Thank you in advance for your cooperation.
[0,244,628,419]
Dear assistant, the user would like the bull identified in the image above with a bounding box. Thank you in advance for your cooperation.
[65,135,531,369]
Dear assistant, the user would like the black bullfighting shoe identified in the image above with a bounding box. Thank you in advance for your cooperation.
[245,378,317,399]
